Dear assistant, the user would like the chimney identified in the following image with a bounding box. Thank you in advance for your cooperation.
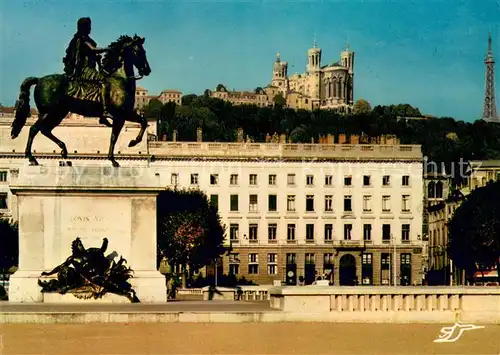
[350,134,359,144]
[327,134,334,144]
[311,137,315,144]
[237,127,244,143]
[172,130,177,142]
[338,133,346,144]
[197,127,202,142]
[279,133,287,144]
[265,133,271,143]
[162,134,167,142]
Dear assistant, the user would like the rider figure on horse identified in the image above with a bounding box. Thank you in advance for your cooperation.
[63,17,112,126]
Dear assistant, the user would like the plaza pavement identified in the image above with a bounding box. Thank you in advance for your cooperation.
[1,323,498,354]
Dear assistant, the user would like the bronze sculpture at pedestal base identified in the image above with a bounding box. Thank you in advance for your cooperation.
[38,237,140,303]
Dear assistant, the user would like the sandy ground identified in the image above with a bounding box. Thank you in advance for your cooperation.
[1,323,499,355]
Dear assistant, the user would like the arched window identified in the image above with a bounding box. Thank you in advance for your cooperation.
[436,181,443,198]
[333,78,337,97]
[428,181,435,198]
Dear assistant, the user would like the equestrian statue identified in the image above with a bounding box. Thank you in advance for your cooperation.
[11,17,151,167]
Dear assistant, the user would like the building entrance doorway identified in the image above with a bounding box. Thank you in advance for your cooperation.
[339,254,357,285]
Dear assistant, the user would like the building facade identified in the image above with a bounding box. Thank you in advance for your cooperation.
[0,111,423,286]
[134,87,182,109]
[271,42,354,111]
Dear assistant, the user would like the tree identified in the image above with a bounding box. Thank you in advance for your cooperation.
[448,182,500,282]
[142,98,163,119]
[181,94,198,106]
[0,219,18,271]
[273,93,287,108]
[353,99,372,114]
[157,189,226,286]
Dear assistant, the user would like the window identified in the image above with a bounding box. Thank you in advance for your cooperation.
[324,224,333,241]
[210,174,219,185]
[325,175,333,186]
[268,223,277,241]
[382,224,391,241]
[269,174,276,186]
[344,176,352,186]
[363,195,372,212]
[382,175,390,186]
[229,253,240,275]
[402,224,410,241]
[210,194,218,208]
[230,174,238,185]
[306,224,314,241]
[287,224,296,241]
[190,173,198,185]
[362,253,372,265]
[381,253,390,270]
[382,195,391,212]
[324,253,334,265]
[402,175,410,186]
[268,194,277,211]
[230,194,239,211]
[249,174,258,185]
[324,195,333,211]
[401,253,411,264]
[249,224,258,241]
[170,173,178,185]
[306,175,314,186]
[230,224,239,242]
[402,195,410,212]
[287,174,296,186]
[305,253,315,264]
[287,195,296,212]
[0,193,7,209]
[286,253,296,264]
[344,195,352,212]
[344,224,352,240]
[249,194,258,212]
[248,253,259,274]
[363,224,372,241]
[363,175,371,186]
[306,195,314,211]
[267,253,278,275]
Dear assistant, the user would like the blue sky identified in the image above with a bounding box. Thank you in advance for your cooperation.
[1,0,499,122]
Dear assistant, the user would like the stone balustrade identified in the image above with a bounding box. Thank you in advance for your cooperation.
[148,142,422,161]
[200,286,272,301]
[269,286,500,323]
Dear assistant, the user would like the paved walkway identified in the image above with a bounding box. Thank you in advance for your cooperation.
[0,300,274,313]
[1,323,498,354]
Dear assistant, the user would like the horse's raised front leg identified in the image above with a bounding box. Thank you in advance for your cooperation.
[108,118,125,167]
[127,112,148,148]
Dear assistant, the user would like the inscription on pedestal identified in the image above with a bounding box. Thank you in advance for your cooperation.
[58,197,131,263]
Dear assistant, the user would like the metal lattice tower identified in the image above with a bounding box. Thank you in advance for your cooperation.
[483,33,498,122]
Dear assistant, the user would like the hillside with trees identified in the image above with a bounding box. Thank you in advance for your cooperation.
[142,95,500,173]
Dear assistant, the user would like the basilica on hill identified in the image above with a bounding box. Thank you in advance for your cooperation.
[207,41,355,111]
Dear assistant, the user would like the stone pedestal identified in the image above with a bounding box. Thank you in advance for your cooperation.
[8,165,167,303]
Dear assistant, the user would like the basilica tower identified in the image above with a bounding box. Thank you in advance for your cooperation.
[271,52,288,95]
[341,45,355,105]
[307,40,322,100]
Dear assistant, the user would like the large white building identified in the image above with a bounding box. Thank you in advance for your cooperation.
[0,111,424,285]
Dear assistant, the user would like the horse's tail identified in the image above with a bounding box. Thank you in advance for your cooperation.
[11,77,39,139]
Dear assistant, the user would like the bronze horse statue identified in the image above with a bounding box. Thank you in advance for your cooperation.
[11,35,151,167]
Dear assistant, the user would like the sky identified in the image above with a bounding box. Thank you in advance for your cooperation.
[1,0,499,122]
